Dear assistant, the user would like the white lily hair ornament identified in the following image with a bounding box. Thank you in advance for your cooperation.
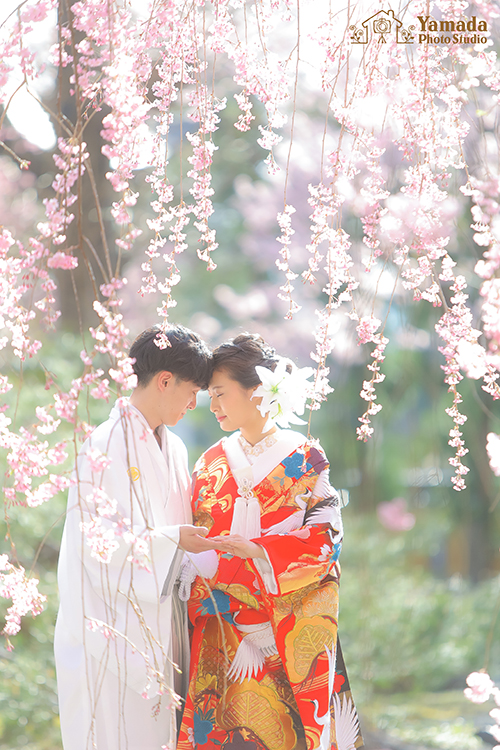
[251,359,315,428]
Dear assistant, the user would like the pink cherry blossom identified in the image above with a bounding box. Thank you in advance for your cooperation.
[463,673,500,750]
[35,406,61,435]
[80,518,120,564]
[86,448,112,473]
[85,488,118,519]
[0,558,47,640]
[356,316,382,346]
[464,671,495,704]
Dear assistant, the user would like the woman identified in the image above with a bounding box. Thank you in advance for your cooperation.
[177,334,363,750]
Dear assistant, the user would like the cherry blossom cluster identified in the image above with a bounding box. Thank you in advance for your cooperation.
[309,225,359,413]
[89,281,136,391]
[299,139,361,413]
[466,174,500,371]
[0,132,87,360]
[140,3,227,316]
[0,554,47,647]
[234,90,255,132]
[39,138,89,251]
[80,517,120,565]
[378,18,500,484]
[294,2,500,484]
[0,223,75,518]
[0,229,42,360]
[356,330,388,443]
[0,376,71,513]
[64,1,152,257]
[0,1,151,646]
[308,309,335,419]
[464,672,500,748]
[0,0,58,112]
[276,204,299,319]
[434,277,473,490]
[80,481,157,572]
[186,105,224,271]
[137,0,295,308]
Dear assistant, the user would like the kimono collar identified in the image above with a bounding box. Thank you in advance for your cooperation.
[108,397,169,461]
[237,431,278,464]
[224,429,305,489]
[109,397,165,440]
[109,397,147,427]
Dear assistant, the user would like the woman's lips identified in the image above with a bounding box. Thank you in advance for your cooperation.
[217,415,226,423]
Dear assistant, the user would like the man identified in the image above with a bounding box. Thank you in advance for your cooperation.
[54,324,218,750]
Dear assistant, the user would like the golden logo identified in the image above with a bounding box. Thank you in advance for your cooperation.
[128,466,140,481]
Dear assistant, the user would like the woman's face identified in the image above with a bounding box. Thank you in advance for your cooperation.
[208,369,265,435]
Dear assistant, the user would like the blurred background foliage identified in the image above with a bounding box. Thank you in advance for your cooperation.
[1,3,500,749]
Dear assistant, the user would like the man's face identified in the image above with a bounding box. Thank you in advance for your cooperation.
[161,376,201,426]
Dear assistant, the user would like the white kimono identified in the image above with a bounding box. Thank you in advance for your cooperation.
[54,399,191,750]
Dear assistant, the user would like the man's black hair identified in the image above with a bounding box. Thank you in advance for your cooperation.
[129,324,212,388]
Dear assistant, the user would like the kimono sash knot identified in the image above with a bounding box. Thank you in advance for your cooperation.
[230,468,261,540]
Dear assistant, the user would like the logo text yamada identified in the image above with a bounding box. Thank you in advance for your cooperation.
[350,9,488,45]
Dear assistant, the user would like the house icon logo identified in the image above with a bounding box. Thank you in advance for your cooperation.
[350,9,415,44]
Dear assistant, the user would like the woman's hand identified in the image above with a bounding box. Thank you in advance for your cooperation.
[179,525,222,553]
[211,534,267,560]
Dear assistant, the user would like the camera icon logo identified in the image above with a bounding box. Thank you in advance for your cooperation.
[350,9,414,45]
[373,17,392,40]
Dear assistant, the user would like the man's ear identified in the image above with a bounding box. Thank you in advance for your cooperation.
[157,371,174,391]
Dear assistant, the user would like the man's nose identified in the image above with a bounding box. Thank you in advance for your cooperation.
[188,395,197,410]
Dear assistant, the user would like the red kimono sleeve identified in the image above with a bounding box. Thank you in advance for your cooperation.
[253,513,341,597]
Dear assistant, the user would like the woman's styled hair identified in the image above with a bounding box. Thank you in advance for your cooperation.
[212,333,290,388]
[129,324,212,388]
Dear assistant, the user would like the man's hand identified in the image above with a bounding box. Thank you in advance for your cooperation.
[210,534,267,560]
[178,525,222,553]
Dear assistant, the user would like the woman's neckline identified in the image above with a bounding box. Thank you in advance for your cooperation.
[239,425,278,448]
[237,430,279,460]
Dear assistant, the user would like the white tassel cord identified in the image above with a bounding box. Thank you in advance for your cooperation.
[229,466,262,540]
[230,491,261,538]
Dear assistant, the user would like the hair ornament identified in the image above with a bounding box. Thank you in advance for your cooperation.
[251,358,315,428]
